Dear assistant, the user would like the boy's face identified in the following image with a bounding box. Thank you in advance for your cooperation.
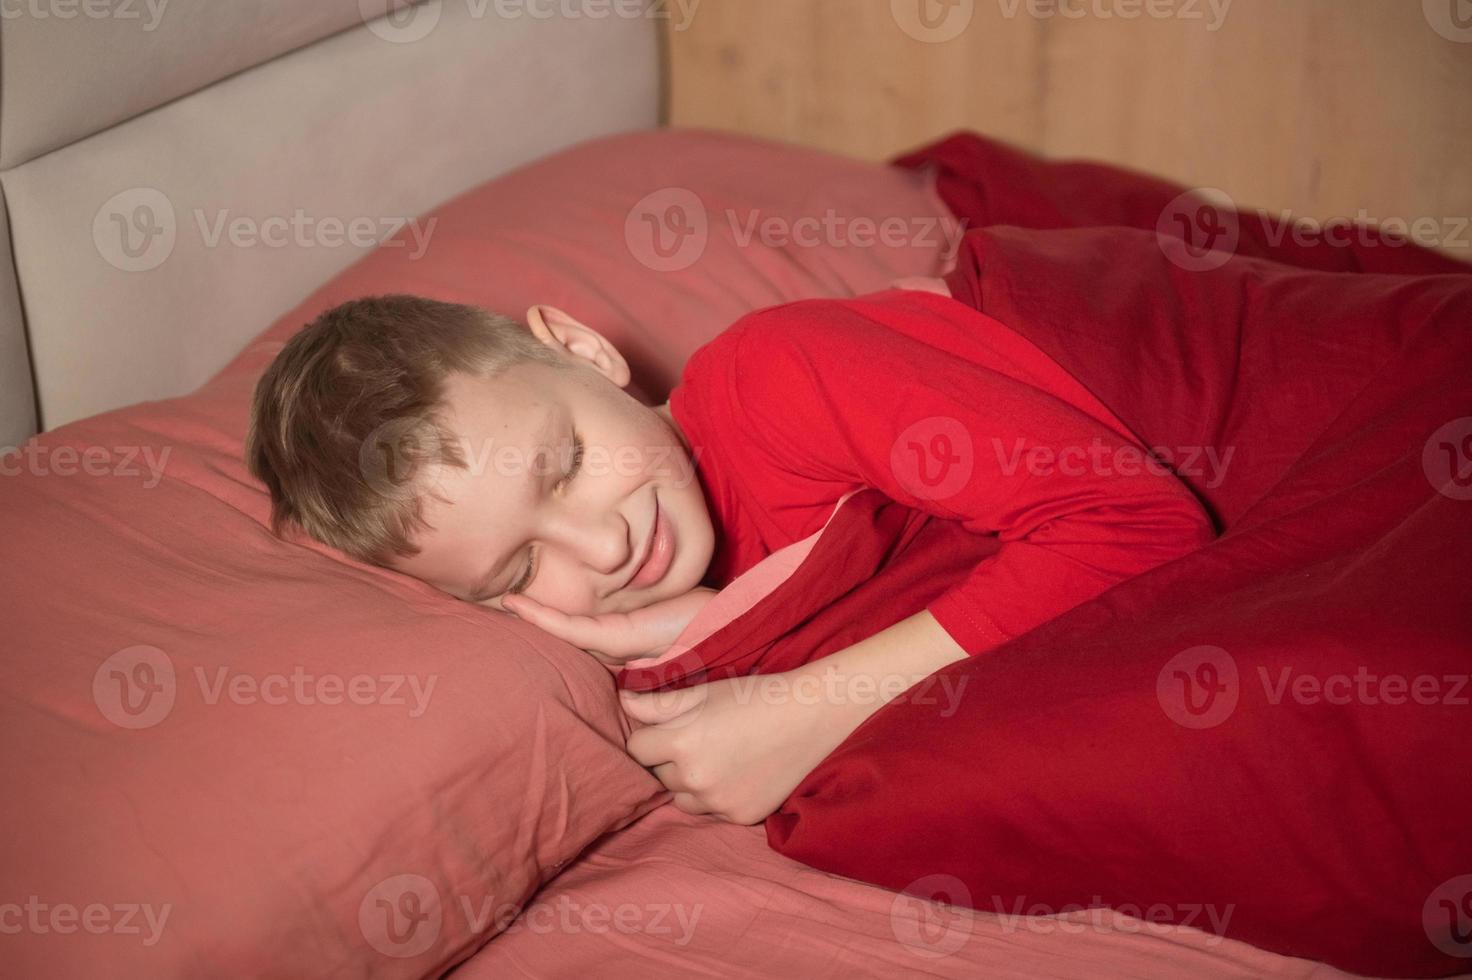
[391,306,715,616]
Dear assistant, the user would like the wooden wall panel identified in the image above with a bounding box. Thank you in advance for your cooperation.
[667,0,1472,257]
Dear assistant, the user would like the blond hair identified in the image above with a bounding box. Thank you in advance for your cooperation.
[246,294,565,564]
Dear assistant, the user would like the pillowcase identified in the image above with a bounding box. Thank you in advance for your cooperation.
[213,127,965,406]
[0,127,955,979]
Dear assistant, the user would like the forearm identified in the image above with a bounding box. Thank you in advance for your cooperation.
[787,609,969,745]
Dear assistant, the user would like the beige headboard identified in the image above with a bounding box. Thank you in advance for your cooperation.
[0,0,662,445]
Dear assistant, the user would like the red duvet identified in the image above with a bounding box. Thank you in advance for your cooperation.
[620,133,1472,977]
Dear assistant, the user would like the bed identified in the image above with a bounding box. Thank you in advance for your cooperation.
[450,805,1349,980]
[2,4,1467,978]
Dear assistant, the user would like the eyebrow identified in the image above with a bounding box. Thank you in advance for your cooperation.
[467,406,560,602]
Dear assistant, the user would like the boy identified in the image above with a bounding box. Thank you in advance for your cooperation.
[247,284,1214,825]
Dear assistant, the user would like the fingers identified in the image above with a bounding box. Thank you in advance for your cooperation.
[625,724,670,768]
[651,765,712,817]
[620,684,726,822]
[670,793,710,816]
[582,647,624,668]
[501,588,720,666]
[503,595,641,661]
[501,594,598,647]
[619,686,706,726]
[651,762,686,793]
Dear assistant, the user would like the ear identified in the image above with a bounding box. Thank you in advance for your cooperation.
[526,305,631,388]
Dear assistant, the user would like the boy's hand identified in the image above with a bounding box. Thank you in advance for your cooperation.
[621,672,836,826]
[620,610,970,825]
[501,587,718,669]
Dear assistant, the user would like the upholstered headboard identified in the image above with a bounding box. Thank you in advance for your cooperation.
[0,0,662,445]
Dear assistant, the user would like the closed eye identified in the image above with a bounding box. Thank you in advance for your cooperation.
[557,431,585,491]
[507,552,536,595]
[506,430,583,596]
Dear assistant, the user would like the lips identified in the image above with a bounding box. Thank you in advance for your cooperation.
[626,496,675,590]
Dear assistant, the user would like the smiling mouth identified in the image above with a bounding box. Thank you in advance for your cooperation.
[626,494,675,591]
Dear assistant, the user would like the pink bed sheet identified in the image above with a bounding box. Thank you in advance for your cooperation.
[452,804,1353,979]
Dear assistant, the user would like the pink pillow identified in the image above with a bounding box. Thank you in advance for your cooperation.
[213,127,962,405]
[0,128,954,978]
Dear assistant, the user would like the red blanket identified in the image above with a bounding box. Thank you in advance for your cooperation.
[621,133,1472,976]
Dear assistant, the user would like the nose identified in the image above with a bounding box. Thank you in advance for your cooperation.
[540,501,632,580]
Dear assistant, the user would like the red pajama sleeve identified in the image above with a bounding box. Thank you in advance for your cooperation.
[683,290,1216,655]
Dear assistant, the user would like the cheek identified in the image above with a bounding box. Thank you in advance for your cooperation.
[525,556,601,616]
[668,480,716,584]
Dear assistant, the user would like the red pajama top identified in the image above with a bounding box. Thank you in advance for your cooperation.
[666,287,1216,656]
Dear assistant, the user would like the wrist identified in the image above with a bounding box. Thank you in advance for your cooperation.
[787,610,969,723]
[768,665,877,769]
